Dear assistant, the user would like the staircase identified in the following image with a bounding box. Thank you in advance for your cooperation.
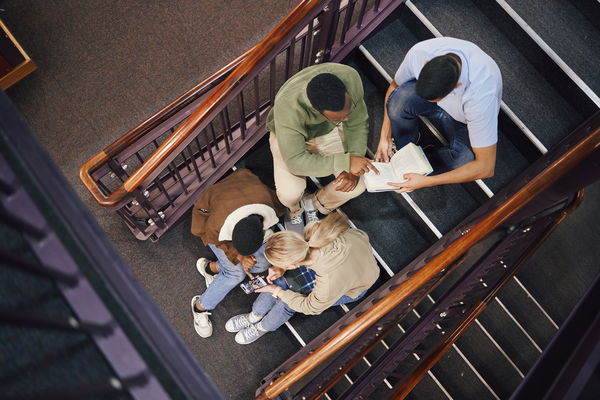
[73,0,600,399]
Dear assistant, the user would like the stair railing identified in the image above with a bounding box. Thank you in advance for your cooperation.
[79,0,407,240]
[255,113,600,399]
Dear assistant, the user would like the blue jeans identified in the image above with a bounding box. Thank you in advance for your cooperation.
[199,243,270,310]
[387,80,474,174]
[252,277,367,331]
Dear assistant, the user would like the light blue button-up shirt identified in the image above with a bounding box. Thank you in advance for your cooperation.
[394,37,502,148]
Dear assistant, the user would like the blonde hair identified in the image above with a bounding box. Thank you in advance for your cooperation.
[264,213,351,268]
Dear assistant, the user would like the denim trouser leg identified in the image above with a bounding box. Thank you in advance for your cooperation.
[254,279,368,332]
[386,80,474,173]
[199,242,270,310]
[252,278,294,331]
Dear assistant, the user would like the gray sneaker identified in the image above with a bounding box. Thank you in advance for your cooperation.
[235,323,268,345]
[196,258,215,287]
[225,312,263,333]
[284,210,304,234]
[303,195,320,224]
[191,296,213,338]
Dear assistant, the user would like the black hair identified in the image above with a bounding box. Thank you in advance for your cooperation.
[306,73,347,112]
[232,214,263,256]
[416,54,461,100]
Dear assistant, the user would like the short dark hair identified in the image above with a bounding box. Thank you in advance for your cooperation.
[306,73,347,112]
[416,54,460,100]
[232,214,263,256]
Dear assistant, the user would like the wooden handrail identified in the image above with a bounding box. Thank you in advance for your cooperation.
[256,122,600,399]
[78,48,249,207]
[79,0,324,208]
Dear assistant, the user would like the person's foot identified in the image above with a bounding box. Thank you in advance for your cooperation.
[190,296,213,338]
[284,210,304,234]
[302,195,320,224]
[225,312,263,333]
[196,258,216,287]
[235,323,268,344]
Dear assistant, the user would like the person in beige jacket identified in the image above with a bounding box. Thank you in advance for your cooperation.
[224,213,380,344]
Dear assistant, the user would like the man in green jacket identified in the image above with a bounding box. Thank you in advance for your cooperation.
[266,63,377,231]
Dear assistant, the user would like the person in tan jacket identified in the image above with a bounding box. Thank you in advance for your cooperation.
[224,213,380,344]
[190,168,285,338]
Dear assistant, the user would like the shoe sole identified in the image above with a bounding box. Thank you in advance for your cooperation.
[190,296,213,338]
[196,258,215,287]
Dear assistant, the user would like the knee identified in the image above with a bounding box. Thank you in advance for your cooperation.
[220,265,246,282]
[276,186,304,208]
[387,82,419,120]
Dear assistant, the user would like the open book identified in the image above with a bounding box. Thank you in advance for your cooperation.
[364,142,433,192]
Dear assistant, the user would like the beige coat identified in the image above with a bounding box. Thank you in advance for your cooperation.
[191,169,285,263]
[278,228,379,315]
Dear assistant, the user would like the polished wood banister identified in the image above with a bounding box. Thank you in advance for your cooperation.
[79,0,324,208]
[256,125,600,400]
[391,189,585,399]
[78,49,249,207]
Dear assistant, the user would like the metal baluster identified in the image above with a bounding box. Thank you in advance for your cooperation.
[192,137,207,162]
[305,20,315,67]
[184,146,202,182]
[298,35,307,70]
[203,126,217,168]
[224,107,234,141]
[153,176,174,207]
[340,0,357,44]
[168,161,188,196]
[180,148,192,172]
[219,111,232,154]
[237,92,247,140]
[209,122,220,151]
[285,42,294,80]
[374,0,381,12]
[269,59,277,102]
[135,151,144,164]
[97,179,111,196]
[357,0,369,28]
[253,76,261,125]
[134,188,166,231]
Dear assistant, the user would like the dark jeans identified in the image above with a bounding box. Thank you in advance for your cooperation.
[386,80,474,174]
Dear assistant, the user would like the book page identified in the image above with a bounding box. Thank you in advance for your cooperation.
[390,143,432,179]
[364,162,403,192]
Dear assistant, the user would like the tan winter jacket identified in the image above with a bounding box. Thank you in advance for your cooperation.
[278,228,379,315]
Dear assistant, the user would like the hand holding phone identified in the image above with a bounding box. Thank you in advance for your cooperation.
[240,276,268,294]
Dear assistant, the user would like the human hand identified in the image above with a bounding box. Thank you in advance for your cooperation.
[388,173,431,193]
[375,136,394,162]
[349,156,379,176]
[255,284,282,298]
[333,171,359,192]
[238,254,257,278]
[267,266,285,283]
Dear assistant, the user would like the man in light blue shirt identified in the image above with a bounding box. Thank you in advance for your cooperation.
[376,37,502,191]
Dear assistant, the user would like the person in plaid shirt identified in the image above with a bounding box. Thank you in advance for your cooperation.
[224,213,380,344]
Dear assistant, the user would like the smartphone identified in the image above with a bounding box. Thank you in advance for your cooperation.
[240,277,268,294]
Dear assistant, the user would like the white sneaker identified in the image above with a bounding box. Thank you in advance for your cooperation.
[303,195,320,224]
[225,312,263,333]
[196,257,215,287]
[235,323,268,345]
[284,210,304,234]
[190,295,213,338]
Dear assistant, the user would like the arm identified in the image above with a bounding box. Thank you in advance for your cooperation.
[276,124,350,176]
[375,80,399,162]
[389,144,497,192]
